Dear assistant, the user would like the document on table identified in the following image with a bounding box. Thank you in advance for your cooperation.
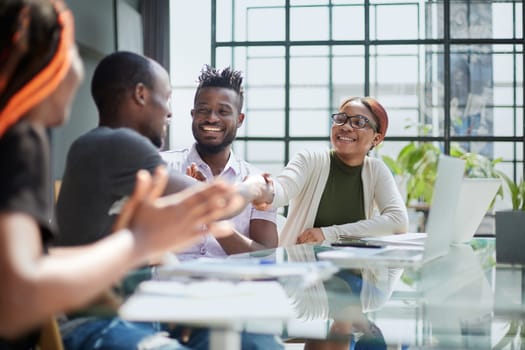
[119,280,294,326]
[362,232,427,247]
[154,259,338,283]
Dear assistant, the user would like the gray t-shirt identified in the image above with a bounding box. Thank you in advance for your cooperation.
[55,126,163,246]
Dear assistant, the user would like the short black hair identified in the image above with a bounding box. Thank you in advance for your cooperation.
[91,51,154,118]
[194,65,244,111]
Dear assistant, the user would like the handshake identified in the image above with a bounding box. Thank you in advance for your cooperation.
[185,162,275,212]
[120,167,276,265]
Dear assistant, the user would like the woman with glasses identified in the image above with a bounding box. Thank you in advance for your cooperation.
[257,96,408,246]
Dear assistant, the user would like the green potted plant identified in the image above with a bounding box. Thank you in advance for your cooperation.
[380,123,440,207]
[495,174,525,265]
[379,122,502,231]
[381,123,501,207]
[382,141,440,207]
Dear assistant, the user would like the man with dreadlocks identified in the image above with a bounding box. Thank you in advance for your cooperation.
[161,65,278,260]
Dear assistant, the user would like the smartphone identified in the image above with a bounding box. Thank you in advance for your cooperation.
[330,241,383,249]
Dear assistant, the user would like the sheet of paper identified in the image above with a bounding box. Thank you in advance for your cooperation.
[362,232,427,246]
[154,259,338,283]
[119,280,294,326]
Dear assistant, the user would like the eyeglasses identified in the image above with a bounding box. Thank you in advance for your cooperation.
[331,113,377,132]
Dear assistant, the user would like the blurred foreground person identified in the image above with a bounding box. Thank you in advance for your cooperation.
[0,1,247,348]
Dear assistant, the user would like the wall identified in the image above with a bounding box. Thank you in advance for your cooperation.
[52,0,144,180]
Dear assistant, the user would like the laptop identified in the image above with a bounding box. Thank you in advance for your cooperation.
[317,155,466,268]
[364,177,502,247]
[452,178,501,244]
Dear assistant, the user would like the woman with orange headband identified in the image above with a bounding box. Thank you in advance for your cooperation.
[255,96,408,246]
[0,1,247,348]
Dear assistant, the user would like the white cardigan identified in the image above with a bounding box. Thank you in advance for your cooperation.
[274,149,408,246]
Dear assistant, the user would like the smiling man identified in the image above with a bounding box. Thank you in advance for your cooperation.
[161,65,278,260]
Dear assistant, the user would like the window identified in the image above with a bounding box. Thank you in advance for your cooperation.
[170,1,524,203]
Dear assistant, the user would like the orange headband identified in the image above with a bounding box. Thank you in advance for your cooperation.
[0,0,74,138]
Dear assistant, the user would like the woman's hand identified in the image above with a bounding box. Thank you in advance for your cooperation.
[296,228,325,244]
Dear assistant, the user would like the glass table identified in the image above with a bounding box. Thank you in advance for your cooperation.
[119,238,525,349]
[227,238,525,349]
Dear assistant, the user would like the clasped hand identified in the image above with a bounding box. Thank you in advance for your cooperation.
[114,166,246,260]
[185,163,274,212]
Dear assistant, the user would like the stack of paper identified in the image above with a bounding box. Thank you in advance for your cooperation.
[119,280,294,326]
[362,232,427,247]
[154,259,338,285]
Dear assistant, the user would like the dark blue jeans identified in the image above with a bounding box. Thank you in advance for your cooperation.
[62,318,284,350]
[62,318,189,350]
[169,327,284,350]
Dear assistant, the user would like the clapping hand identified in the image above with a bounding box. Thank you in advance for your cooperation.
[185,163,206,182]
[115,166,247,261]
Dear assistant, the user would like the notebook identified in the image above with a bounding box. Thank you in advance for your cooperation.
[452,178,501,244]
[119,281,294,325]
[318,155,466,268]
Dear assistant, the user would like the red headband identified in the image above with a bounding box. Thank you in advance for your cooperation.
[0,0,74,137]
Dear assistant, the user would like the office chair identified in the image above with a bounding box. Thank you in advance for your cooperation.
[37,317,63,350]
[37,181,65,350]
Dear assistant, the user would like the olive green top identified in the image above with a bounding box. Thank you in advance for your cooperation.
[314,150,365,228]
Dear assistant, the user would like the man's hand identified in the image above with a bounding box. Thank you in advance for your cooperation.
[240,174,275,211]
[115,166,247,261]
[296,228,325,244]
[185,163,206,182]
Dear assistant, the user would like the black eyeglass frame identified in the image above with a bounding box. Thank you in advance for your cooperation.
[330,113,378,132]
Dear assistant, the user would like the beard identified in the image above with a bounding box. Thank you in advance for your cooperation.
[194,132,235,154]
[152,136,164,149]
[193,123,236,155]
[148,131,164,149]
[195,141,230,155]
[141,121,165,149]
